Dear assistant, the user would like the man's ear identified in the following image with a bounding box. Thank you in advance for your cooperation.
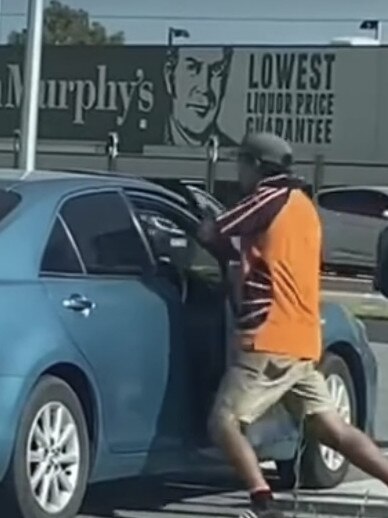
[164,61,176,98]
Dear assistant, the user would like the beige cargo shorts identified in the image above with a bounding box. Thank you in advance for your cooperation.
[209,350,335,430]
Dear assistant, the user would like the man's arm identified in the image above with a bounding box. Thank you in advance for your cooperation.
[215,186,289,237]
[197,217,239,261]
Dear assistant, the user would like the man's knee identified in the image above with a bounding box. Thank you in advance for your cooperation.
[207,407,242,444]
[308,411,352,450]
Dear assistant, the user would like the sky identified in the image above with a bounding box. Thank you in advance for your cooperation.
[2,0,388,45]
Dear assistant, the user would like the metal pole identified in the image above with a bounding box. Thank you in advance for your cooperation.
[168,27,173,46]
[205,134,219,194]
[312,153,325,198]
[18,0,44,172]
[13,129,21,168]
[377,21,383,42]
[106,131,119,171]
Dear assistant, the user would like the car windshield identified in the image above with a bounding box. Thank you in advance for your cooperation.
[0,189,21,224]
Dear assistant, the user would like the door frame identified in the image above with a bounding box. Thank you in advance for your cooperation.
[126,189,231,445]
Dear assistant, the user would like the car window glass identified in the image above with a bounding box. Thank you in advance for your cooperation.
[366,192,388,218]
[132,199,222,282]
[318,189,388,218]
[0,190,21,223]
[188,187,224,217]
[318,191,353,213]
[61,192,148,275]
[41,217,83,275]
[344,190,383,218]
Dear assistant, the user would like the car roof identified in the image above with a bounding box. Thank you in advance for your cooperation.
[319,185,388,195]
[0,167,152,187]
[0,168,196,280]
[0,168,189,205]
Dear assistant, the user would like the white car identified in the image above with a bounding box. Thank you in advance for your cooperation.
[317,185,388,273]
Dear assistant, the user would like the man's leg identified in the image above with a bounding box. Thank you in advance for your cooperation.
[310,411,388,485]
[208,354,276,492]
[289,363,388,486]
[210,416,269,490]
[208,352,299,516]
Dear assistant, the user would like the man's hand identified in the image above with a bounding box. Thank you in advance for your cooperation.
[197,216,218,244]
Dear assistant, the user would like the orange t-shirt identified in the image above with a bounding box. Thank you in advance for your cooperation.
[216,174,322,361]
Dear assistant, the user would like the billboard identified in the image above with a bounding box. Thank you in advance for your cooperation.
[0,45,384,160]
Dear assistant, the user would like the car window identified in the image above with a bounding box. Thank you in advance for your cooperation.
[0,189,21,223]
[318,189,388,218]
[131,198,222,283]
[355,191,388,218]
[41,217,83,275]
[187,186,225,217]
[61,192,149,276]
[318,190,353,213]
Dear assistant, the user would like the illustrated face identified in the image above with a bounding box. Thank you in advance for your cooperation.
[166,48,230,137]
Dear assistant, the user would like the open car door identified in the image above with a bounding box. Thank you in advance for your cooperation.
[151,179,225,219]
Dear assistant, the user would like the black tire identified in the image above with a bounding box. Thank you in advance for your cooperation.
[277,353,357,490]
[1,375,90,518]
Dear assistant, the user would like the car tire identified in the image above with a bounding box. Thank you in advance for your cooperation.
[277,353,357,490]
[1,375,90,518]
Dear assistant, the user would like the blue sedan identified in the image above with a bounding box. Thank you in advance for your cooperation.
[0,169,377,518]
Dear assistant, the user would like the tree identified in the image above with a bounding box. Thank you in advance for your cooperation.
[8,1,125,45]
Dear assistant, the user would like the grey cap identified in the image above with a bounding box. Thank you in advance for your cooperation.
[239,132,293,169]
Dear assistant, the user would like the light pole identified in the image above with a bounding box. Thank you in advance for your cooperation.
[168,27,190,46]
[19,0,44,173]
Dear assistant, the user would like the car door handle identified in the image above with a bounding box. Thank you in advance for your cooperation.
[63,294,95,312]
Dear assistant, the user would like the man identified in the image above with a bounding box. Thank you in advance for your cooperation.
[198,132,388,518]
[163,46,236,146]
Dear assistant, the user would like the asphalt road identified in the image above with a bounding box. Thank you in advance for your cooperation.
[73,472,341,517]
[363,318,388,342]
[3,471,255,518]
[75,465,370,518]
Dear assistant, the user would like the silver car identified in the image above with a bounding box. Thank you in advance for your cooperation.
[317,185,388,272]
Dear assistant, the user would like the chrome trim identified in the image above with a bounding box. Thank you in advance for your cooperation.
[119,189,155,268]
[58,213,87,275]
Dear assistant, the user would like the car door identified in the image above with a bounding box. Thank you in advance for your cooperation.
[317,190,353,266]
[355,190,388,266]
[333,189,388,267]
[318,189,381,268]
[40,189,181,455]
[129,191,232,447]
